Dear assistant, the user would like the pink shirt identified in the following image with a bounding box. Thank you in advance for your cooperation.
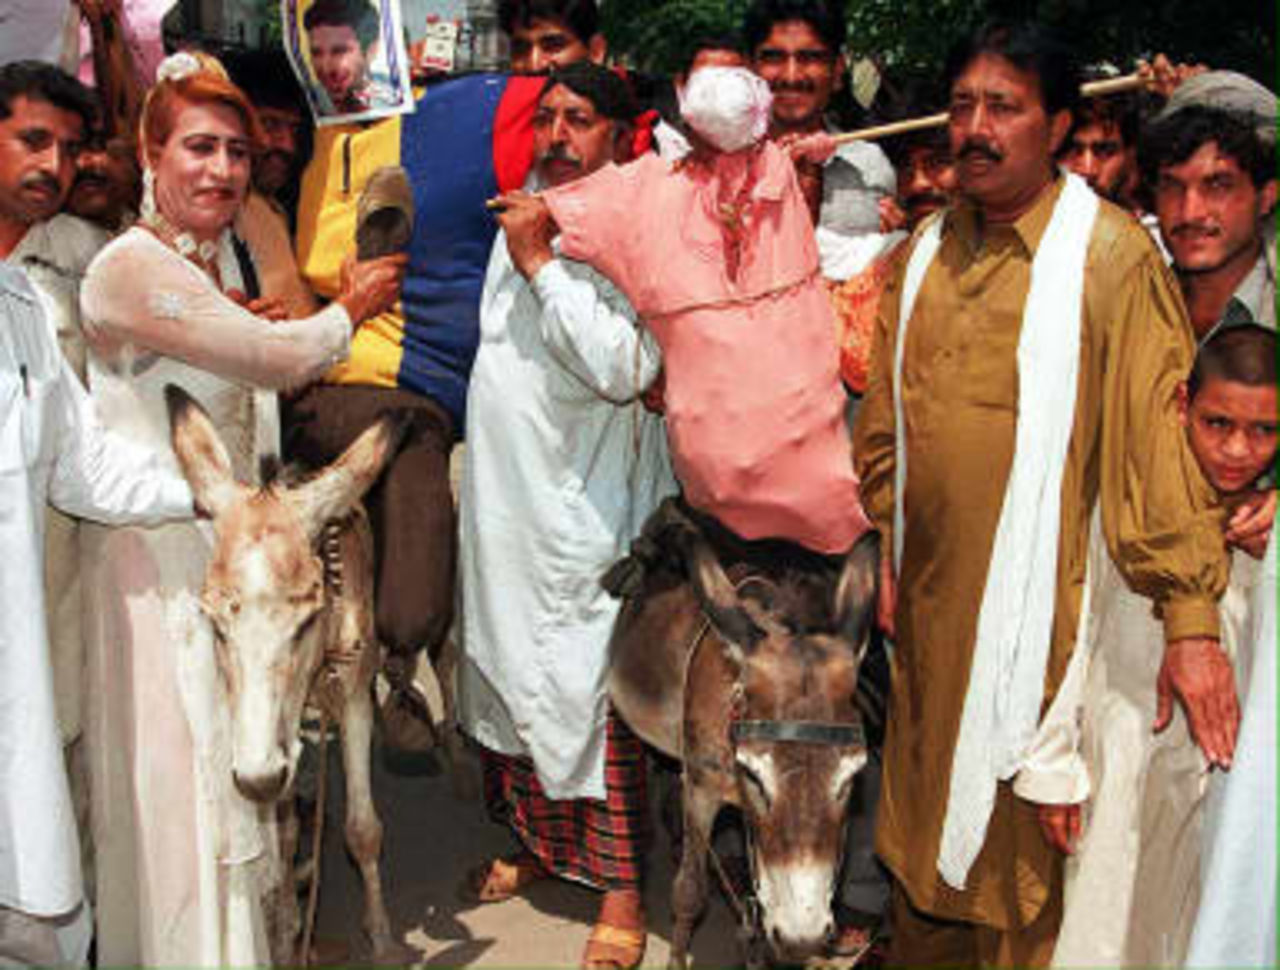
[544,143,869,554]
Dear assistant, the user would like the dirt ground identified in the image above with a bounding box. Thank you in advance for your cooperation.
[309,735,747,969]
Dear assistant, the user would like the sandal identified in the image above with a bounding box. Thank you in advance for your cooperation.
[581,923,647,970]
[460,853,547,904]
[829,905,880,963]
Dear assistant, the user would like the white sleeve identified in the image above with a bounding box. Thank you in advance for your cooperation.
[47,356,194,525]
[530,258,661,403]
[1014,549,1098,806]
[82,232,350,392]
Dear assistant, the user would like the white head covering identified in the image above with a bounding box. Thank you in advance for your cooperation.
[678,66,773,153]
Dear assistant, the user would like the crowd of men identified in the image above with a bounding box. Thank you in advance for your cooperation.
[0,0,1275,967]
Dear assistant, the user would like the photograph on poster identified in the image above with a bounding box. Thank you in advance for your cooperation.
[282,0,414,125]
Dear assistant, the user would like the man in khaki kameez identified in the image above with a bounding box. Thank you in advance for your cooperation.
[853,22,1232,968]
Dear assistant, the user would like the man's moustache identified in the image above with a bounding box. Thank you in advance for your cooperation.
[260,150,295,168]
[957,140,1002,163]
[22,174,62,196]
[771,79,817,94]
[536,147,582,168]
[906,192,948,210]
[1171,221,1220,238]
[73,170,110,189]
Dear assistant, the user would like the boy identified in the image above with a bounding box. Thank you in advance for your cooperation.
[1022,323,1276,969]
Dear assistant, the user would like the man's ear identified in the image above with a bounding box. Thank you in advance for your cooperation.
[1048,109,1072,156]
[1176,380,1191,428]
[833,53,847,91]
[1259,178,1278,217]
[613,123,635,164]
[588,33,607,65]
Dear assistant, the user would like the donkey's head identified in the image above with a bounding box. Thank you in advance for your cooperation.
[166,385,403,803]
[686,529,879,962]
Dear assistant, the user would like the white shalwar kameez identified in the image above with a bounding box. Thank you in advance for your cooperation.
[459,234,675,801]
[0,263,191,965]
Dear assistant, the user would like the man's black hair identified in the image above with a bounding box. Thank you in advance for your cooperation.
[0,61,96,131]
[499,0,600,44]
[1188,323,1277,399]
[943,20,1080,119]
[878,76,951,167]
[674,30,744,79]
[541,61,637,124]
[1139,104,1278,193]
[303,0,380,50]
[1066,91,1141,150]
[222,49,307,113]
[742,0,846,57]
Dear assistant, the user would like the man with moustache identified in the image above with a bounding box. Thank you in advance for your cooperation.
[1140,72,1276,338]
[0,63,112,907]
[885,125,957,230]
[853,21,1229,967]
[64,128,139,232]
[459,62,672,970]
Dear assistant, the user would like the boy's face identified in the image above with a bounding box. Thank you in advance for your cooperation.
[1180,376,1279,495]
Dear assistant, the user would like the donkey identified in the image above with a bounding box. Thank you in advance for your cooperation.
[610,514,878,968]
[165,385,406,964]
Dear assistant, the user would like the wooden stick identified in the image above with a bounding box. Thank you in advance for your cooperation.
[832,73,1144,144]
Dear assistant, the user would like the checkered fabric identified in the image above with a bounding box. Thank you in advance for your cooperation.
[481,713,650,891]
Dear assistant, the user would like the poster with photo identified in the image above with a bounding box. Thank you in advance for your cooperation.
[282,0,415,126]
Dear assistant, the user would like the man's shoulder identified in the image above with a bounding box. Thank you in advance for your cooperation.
[15,214,111,272]
[1086,197,1164,281]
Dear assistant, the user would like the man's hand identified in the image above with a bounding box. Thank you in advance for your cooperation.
[877,552,896,638]
[1137,54,1209,98]
[879,196,907,234]
[1037,803,1082,855]
[491,192,556,281]
[337,252,410,327]
[1155,636,1239,769]
[1225,489,1275,559]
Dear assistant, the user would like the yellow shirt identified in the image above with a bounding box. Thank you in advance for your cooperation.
[853,178,1227,929]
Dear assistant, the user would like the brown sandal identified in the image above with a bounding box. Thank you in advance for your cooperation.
[581,923,647,970]
[461,853,547,904]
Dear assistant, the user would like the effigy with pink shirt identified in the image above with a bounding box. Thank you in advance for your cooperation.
[542,68,869,556]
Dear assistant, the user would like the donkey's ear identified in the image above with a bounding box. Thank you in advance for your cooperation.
[682,532,765,659]
[833,529,880,662]
[165,384,244,518]
[292,413,407,540]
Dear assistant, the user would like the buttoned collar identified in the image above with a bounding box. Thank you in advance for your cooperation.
[944,173,1066,258]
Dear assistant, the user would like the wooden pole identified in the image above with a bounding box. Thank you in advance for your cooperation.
[832,73,1144,144]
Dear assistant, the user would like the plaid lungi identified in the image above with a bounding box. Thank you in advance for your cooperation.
[481,713,649,891]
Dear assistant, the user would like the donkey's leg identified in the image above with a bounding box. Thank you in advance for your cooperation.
[669,778,720,970]
[270,795,303,966]
[431,633,479,799]
[338,687,402,962]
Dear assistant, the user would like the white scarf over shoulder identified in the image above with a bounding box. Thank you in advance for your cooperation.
[893,174,1100,888]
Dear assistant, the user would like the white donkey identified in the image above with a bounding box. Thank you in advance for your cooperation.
[166,384,406,964]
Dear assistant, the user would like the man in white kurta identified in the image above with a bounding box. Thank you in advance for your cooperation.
[458,63,674,968]
[0,262,191,966]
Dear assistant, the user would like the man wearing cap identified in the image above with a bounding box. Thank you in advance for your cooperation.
[459,62,671,970]
[1140,70,1277,338]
